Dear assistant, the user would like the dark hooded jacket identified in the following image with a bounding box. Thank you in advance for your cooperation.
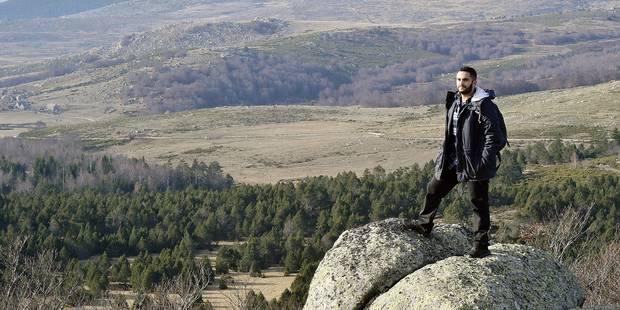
[434,86,506,182]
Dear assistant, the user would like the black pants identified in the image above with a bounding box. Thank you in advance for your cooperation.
[417,168,490,246]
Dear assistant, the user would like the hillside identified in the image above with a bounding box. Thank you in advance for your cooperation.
[0,0,618,64]
[106,18,291,59]
[0,0,610,24]
[1,9,620,121]
[14,80,620,184]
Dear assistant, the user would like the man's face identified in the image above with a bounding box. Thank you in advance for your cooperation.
[456,71,476,95]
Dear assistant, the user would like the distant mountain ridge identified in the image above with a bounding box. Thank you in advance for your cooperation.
[0,0,125,21]
[1,0,615,24]
[0,0,618,65]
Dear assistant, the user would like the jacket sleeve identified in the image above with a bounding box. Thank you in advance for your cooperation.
[480,101,506,168]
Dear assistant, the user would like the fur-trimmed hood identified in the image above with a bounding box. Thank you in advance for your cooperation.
[470,86,495,102]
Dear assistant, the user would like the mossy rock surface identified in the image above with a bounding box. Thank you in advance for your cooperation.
[304,219,472,310]
[369,243,584,310]
[305,219,586,310]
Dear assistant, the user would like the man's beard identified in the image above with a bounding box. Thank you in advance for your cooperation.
[459,84,474,96]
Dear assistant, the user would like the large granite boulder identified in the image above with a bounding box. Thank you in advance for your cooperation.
[369,243,584,310]
[304,218,473,310]
[304,218,586,310]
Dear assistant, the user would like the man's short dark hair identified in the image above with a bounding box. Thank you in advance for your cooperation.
[458,66,477,80]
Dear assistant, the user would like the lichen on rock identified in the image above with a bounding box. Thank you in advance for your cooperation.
[304,218,586,310]
[368,243,584,310]
[303,218,472,309]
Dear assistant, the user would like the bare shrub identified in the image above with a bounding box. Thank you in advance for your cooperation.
[571,240,620,306]
[520,203,594,262]
[222,277,256,310]
[520,204,620,306]
[0,236,87,310]
[148,260,213,310]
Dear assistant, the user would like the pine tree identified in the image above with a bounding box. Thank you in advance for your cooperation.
[239,237,263,272]
[244,290,268,309]
[216,247,240,273]
[130,259,146,290]
[249,261,263,278]
[215,256,229,275]
[141,266,157,290]
[260,229,283,266]
[284,233,304,274]
[548,139,567,163]
[315,210,330,236]
[85,257,108,296]
[116,255,131,283]
[301,242,321,267]
[289,262,318,306]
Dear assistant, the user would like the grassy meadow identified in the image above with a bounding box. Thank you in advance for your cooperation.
[9,80,619,184]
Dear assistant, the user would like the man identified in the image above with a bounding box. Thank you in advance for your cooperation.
[405,66,506,258]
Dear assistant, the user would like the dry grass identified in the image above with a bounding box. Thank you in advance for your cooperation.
[7,80,619,184]
[495,81,620,139]
[203,267,297,309]
[118,268,297,310]
[13,105,442,184]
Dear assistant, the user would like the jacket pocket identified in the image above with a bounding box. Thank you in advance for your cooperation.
[464,149,482,178]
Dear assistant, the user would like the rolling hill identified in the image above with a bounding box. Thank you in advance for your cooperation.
[1,9,619,119]
[0,0,618,64]
[16,80,620,184]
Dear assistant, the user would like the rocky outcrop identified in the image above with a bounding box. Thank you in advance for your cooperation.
[369,243,583,310]
[304,218,473,310]
[109,18,290,58]
[305,218,586,310]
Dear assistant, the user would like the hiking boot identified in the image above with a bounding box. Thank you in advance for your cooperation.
[467,245,491,258]
[403,219,432,237]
